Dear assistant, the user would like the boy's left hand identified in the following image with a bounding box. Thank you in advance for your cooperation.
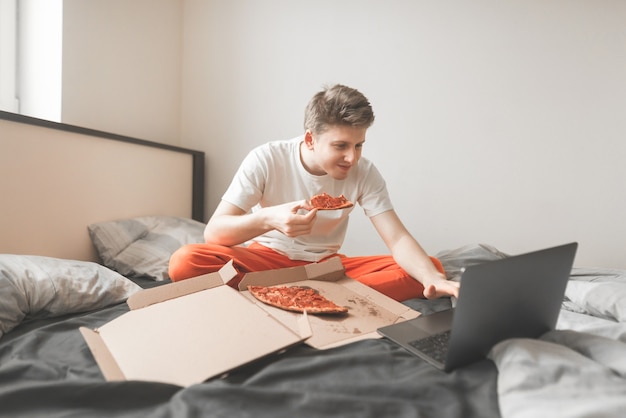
[423,278,460,300]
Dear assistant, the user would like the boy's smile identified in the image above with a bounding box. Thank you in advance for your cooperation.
[300,125,367,180]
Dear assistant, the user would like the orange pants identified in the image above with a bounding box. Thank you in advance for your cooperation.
[168,242,445,302]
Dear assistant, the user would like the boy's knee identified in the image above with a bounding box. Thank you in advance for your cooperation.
[168,244,197,282]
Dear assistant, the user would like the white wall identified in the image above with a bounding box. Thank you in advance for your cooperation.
[62,0,182,144]
[181,0,626,268]
[50,1,626,269]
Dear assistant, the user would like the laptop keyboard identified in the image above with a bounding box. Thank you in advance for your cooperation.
[408,330,451,364]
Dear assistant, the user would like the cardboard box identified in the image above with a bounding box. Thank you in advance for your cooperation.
[81,257,419,386]
[238,256,420,349]
[80,261,311,387]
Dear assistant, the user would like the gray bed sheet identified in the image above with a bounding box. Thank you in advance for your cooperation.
[0,296,499,418]
[4,243,624,417]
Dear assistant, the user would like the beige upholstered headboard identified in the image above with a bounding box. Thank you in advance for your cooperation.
[0,111,204,261]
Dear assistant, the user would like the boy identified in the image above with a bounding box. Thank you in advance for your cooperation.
[169,84,459,301]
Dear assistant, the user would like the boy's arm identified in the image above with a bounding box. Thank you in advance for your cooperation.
[370,210,459,299]
[203,200,318,246]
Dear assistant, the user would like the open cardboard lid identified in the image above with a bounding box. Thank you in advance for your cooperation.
[80,261,311,387]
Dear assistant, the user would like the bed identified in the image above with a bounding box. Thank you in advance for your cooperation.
[1,111,625,418]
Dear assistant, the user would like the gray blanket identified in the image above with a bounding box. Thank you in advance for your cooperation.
[4,244,621,417]
[490,267,626,418]
[0,301,499,417]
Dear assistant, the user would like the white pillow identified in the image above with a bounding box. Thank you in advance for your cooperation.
[0,254,141,339]
[88,216,205,281]
[565,271,626,323]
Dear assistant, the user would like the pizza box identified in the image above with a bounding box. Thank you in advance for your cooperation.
[238,256,420,349]
[80,260,312,387]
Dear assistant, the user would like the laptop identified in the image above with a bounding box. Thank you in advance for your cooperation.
[377,242,577,372]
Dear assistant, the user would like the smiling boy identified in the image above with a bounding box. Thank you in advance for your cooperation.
[168,84,459,301]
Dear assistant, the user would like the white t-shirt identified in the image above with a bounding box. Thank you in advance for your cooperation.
[222,136,393,261]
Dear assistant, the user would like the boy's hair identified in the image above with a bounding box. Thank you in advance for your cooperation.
[304,84,375,134]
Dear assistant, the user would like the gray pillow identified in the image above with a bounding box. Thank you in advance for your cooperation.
[88,216,205,281]
[436,243,509,280]
[0,254,141,339]
[565,268,626,322]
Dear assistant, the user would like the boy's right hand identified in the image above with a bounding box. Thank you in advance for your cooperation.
[265,200,318,237]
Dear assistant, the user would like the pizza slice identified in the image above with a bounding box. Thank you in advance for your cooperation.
[309,192,354,210]
[247,285,348,315]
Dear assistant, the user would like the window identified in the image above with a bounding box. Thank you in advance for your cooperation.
[0,0,18,113]
[0,0,63,121]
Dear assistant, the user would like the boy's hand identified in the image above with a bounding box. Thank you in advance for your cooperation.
[423,277,460,299]
[265,200,318,237]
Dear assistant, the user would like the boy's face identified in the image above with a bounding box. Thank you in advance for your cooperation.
[303,125,367,180]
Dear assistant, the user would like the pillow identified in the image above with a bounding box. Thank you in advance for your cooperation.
[436,243,509,280]
[565,276,626,323]
[88,216,205,281]
[0,254,141,339]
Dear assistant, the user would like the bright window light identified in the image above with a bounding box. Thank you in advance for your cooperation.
[17,0,63,121]
[0,0,19,113]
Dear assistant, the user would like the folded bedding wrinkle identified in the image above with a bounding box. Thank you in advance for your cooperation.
[541,329,626,378]
[489,330,626,418]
